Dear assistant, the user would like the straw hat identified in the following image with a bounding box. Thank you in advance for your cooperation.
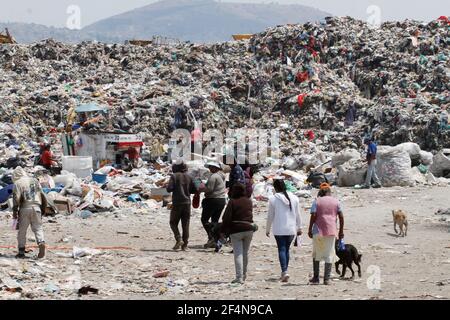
[205,160,222,170]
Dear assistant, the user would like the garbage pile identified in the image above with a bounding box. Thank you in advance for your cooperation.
[249,16,449,150]
[0,17,449,202]
[0,16,448,152]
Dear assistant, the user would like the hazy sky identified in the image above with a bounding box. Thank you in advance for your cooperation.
[1,0,448,28]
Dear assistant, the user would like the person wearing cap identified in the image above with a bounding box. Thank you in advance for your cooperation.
[166,160,197,251]
[12,167,48,259]
[199,160,227,248]
[308,183,344,285]
[266,179,302,283]
[363,138,382,189]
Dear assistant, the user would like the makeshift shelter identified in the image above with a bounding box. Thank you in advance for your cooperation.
[62,103,143,169]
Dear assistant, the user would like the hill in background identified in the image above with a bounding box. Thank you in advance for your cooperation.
[1,0,329,43]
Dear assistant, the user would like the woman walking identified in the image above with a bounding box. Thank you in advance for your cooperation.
[266,179,302,282]
[221,183,254,284]
[308,183,344,285]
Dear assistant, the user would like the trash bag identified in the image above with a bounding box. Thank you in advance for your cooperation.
[283,157,299,170]
[337,160,367,187]
[331,149,360,167]
[429,150,450,177]
[252,182,272,201]
[419,150,433,166]
[306,171,328,188]
[53,172,77,188]
[396,142,421,159]
[376,146,415,187]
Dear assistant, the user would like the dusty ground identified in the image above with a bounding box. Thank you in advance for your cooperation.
[0,185,449,300]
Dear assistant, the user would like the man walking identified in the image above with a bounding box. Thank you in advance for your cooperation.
[199,161,227,248]
[166,160,197,251]
[363,138,382,189]
[12,167,47,259]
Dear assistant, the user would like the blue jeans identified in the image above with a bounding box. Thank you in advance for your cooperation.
[275,235,295,273]
[365,159,381,186]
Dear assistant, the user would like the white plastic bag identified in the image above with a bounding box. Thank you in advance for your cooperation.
[376,146,415,187]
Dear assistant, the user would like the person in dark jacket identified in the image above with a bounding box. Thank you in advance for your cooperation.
[221,183,254,284]
[166,161,197,251]
[244,167,254,198]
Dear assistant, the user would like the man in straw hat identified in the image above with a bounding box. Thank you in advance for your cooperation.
[199,160,227,248]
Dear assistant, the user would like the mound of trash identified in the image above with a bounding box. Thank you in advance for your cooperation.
[0,16,448,153]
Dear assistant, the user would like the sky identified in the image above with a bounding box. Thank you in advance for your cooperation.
[0,0,448,29]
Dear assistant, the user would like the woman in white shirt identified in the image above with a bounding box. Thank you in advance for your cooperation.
[266,179,302,282]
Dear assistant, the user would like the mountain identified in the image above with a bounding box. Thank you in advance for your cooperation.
[83,0,330,43]
[0,0,330,44]
[0,22,82,44]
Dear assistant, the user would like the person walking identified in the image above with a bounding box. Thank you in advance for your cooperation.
[363,137,382,188]
[199,160,227,248]
[166,160,197,251]
[266,179,302,282]
[308,183,344,285]
[221,184,254,284]
[228,161,245,197]
[12,167,48,259]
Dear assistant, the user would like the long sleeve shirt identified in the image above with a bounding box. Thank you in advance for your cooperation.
[204,172,226,199]
[266,192,302,236]
[221,197,254,235]
[166,172,197,205]
[13,177,48,214]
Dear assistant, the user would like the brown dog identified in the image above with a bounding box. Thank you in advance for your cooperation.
[392,210,408,237]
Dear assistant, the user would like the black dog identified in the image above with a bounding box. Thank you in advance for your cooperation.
[209,223,231,252]
[335,239,362,279]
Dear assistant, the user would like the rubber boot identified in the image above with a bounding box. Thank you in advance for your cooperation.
[309,260,320,284]
[16,247,26,259]
[38,243,46,259]
[324,263,332,285]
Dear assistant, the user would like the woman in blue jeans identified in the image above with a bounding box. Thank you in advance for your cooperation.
[266,179,302,282]
[221,184,254,284]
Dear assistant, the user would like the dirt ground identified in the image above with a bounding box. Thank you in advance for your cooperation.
[0,185,449,300]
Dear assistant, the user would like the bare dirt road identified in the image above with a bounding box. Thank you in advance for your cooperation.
[1,185,449,300]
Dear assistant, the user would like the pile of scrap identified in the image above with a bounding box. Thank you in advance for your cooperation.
[0,28,16,44]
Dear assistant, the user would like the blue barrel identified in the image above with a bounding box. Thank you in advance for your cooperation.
[92,174,107,184]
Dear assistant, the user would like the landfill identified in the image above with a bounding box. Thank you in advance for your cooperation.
[0,17,449,197]
[0,16,450,300]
